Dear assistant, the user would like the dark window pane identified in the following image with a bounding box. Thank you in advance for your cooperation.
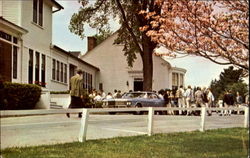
[33,0,38,23]
[52,59,55,80]
[64,64,67,83]
[28,49,33,84]
[38,0,43,26]
[35,52,40,84]
[13,46,18,79]
[13,37,18,44]
[41,54,45,87]
[60,63,63,82]
[0,31,11,42]
[57,61,59,81]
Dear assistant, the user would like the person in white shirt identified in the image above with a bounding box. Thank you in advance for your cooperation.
[177,85,185,115]
[106,92,113,99]
[94,93,102,102]
[184,85,192,115]
[158,90,164,100]
[113,89,118,98]
[207,88,214,116]
[100,90,106,100]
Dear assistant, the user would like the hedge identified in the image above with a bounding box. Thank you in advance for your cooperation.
[2,82,41,110]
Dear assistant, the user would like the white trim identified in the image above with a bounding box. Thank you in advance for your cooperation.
[0,38,20,47]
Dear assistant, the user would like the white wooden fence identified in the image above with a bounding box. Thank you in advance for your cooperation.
[1,107,249,142]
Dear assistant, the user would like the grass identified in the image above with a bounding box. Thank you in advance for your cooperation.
[1,128,249,158]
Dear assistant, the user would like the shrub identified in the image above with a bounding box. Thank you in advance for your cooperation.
[2,82,41,110]
[50,90,70,94]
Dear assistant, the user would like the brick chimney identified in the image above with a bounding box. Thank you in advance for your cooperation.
[87,37,97,51]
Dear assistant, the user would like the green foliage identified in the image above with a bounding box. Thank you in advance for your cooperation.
[93,29,114,45]
[50,90,70,94]
[2,82,41,110]
[210,66,247,101]
[2,128,248,158]
[226,82,248,99]
[69,0,161,90]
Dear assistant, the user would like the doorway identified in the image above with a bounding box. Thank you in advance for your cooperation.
[134,78,143,91]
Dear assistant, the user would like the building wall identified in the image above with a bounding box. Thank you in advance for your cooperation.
[1,0,21,25]
[50,48,98,92]
[82,34,176,93]
[1,0,54,86]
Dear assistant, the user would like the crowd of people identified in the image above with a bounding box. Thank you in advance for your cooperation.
[157,85,248,116]
[88,89,124,102]
[87,85,248,116]
[67,69,248,118]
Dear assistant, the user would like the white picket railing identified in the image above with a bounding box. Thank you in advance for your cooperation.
[1,107,249,142]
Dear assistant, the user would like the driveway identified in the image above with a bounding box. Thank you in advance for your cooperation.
[0,113,245,149]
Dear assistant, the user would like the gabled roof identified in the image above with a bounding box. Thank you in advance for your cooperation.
[51,45,100,71]
[51,0,64,10]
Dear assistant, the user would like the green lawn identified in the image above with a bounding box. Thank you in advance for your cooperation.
[1,128,249,158]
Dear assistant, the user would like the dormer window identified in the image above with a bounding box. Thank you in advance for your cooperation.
[33,0,43,26]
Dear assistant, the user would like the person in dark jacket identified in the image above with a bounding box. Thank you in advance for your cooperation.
[66,69,84,118]
[223,90,234,115]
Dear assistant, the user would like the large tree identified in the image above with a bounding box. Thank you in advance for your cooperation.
[69,0,161,91]
[141,0,249,72]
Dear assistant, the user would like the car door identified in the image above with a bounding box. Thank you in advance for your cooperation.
[150,93,164,107]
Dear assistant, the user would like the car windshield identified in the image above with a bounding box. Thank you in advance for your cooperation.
[122,92,146,99]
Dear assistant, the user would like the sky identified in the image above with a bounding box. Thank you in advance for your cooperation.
[52,1,231,88]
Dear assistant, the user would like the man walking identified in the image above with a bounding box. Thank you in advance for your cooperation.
[177,85,185,115]
[66,69,84,118]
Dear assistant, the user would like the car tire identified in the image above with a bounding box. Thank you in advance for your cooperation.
[133,104,142,115]
[109,112,116,115]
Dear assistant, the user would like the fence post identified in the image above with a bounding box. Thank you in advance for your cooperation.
[148,107,154,136]
[78,109,89,142]
[244,107,249,128]
[200,107,206,132]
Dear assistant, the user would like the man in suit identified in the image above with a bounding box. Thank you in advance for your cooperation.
[66,69,84,118]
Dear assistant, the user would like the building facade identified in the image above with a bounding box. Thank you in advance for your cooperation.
[1,0,186,95]
[0,0,99,92]
[81,34,186,93]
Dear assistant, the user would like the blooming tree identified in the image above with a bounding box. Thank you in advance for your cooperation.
[141,0,249,72]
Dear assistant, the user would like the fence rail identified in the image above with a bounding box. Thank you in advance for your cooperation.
[1,107,249,142]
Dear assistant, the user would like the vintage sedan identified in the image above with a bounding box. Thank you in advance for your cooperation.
[102,91,166,114]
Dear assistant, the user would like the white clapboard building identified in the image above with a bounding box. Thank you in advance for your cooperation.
[0,0,186,95]
[81,33,186,93]
[0,0,99,93]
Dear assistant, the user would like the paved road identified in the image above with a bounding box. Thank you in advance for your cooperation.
[0,113,245,149]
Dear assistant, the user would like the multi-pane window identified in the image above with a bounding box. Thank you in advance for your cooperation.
[28,49,34,84]
[172,73,179,87]
[56,61,60,81]
[0,31,11,41]
[33,0,43,26]
[52,59,56,80]
[52,59,68,84]
[35,52,40,84]
[60,63,63,82]
[180,74,184,87]
[82,71,92,91]
[41,54,46,87]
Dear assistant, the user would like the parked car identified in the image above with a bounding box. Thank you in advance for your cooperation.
[102,91,166,114]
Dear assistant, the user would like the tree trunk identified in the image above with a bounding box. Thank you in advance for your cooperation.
[141,35,155,91]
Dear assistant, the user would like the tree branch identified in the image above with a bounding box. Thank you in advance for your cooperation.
[115,0,143,55]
